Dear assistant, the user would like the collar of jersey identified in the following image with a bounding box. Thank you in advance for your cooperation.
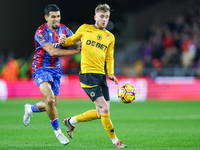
[93,25,106,31]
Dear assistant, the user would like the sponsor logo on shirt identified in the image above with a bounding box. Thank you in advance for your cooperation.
[86,40,107,51]
[53,43,60,48]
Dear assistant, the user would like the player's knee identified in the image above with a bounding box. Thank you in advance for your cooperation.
[46,98,55,107]
[101,107,109,114]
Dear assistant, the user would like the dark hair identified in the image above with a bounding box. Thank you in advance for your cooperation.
[44,4,60,16]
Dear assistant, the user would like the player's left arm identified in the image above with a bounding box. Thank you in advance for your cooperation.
[106,35,118,85]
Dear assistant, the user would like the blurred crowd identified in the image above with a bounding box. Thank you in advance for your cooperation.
[0,51,80,81]
[0,51,33,81]
[140,5,200,77]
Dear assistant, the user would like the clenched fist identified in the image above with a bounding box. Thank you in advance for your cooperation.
[59,34,66,44]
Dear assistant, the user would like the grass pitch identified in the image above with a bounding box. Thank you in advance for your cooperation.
[0,100,200,150]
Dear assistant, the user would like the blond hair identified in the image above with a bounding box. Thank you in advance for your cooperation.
[95,4,110,14]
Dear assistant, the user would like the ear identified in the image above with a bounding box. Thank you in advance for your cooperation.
[94,15,96,21]
[45,15,48,22]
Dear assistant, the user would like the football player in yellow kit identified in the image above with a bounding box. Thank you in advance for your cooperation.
[59,3,127,148]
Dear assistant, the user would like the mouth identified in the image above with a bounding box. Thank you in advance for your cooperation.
[54,22,59,26]
[52,22,59,29]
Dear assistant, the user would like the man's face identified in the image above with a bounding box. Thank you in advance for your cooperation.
[94,10,110,30]
[45,11,61,31]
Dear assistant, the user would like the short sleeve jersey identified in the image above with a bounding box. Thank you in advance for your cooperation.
[32,22,73,73]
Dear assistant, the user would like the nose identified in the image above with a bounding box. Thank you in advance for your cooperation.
[55,17,59,21]
[103,17,108,22]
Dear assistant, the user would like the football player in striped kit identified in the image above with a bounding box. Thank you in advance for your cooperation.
[23,4,81,145]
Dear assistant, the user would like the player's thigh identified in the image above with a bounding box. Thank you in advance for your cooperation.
[39,82,54,100]
[33,68,61,96]
[80,73,105,101]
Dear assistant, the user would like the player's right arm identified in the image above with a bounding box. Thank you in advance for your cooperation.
[60,24,85,47]
[42,42,81,57]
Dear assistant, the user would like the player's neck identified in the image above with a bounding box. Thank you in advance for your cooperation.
[94,24,105,30]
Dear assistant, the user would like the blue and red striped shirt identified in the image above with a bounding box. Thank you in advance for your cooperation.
[32,22,73,73]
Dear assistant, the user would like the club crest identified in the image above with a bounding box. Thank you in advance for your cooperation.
[97,35,102,40]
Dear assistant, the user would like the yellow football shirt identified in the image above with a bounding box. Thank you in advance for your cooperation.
[62,24,115,75]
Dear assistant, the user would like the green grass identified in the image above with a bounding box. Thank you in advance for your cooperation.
[0,100,200,150]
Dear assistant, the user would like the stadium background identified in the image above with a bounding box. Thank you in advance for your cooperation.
[1,0,200,101]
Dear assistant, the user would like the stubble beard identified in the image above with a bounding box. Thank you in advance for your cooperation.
[53,25,59,30]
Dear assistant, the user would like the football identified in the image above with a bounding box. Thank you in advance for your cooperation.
[117,84,137,103]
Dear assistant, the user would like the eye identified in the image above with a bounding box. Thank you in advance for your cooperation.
[105,15,109,19]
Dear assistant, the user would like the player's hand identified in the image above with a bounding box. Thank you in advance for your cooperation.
[108,75,118,85]
[74,40,81,48]
[59,34,66,44]
[75,42,82,53]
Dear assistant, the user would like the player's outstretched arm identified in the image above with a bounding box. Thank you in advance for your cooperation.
[42,42,81,57]
[108,75,118,85]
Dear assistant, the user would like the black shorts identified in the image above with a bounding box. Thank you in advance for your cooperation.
[79,73,110,101]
